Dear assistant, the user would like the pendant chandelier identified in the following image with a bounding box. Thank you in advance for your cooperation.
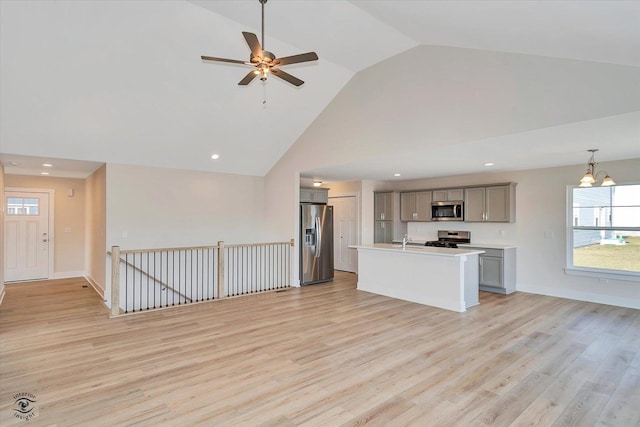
[579,149,616,187]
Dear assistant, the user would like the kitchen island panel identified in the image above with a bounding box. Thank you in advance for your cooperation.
[354,246,479,312]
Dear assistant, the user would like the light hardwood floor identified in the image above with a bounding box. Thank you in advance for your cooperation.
[1,272,638,426]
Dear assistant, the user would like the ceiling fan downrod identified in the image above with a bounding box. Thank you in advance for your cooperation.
[260,0,267,50]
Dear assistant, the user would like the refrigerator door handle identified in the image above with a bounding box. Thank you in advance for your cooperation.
[315,216,322,258]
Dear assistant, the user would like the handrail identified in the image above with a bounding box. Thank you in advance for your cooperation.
[118,244,219,254]
[107,250,192,304]
[225,240,294,249]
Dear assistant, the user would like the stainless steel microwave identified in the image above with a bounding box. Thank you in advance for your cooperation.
[431,201,464,221]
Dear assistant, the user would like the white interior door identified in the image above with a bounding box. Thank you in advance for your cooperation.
[5,191,50,281]
[331,196,358,273]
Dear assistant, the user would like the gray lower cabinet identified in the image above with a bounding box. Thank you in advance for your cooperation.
[461,246,517,294]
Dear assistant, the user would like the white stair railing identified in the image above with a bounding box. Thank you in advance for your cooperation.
[109,239,294,316]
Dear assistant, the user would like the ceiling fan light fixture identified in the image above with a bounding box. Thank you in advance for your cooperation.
[200,0,318,87]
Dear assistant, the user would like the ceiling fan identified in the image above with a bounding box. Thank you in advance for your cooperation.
[201,0,318,87]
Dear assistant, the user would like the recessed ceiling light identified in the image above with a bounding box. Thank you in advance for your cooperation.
[40,171,50,175]
[42,163,53,167]
[394,173,401,177]
[211,154,220,160]
[484,162,494,166]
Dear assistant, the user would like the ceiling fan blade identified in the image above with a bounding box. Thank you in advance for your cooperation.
[271,68,304,87]
[273,52,319,67]
[242,32,263,59]
[238,70,258,86]
[201,55,249,65]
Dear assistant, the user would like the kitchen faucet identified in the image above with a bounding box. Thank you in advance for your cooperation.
[402,234,408,250]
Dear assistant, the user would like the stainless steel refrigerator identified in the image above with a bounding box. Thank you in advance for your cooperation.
[300,204,334,285]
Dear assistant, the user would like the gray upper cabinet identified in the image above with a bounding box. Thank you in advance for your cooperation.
[300,187,329,204]
[432,188,464,202]
[374,192,394,220]
[464,184,516,222]
[400,191,432,221]
[464,187,486,222]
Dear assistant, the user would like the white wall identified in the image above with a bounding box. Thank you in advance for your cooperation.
[0,163,5,301]
[391,158,640,308]
[85,164,107,295]
[106,163,266,249]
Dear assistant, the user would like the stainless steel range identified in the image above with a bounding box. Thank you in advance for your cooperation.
[424,230,471,248]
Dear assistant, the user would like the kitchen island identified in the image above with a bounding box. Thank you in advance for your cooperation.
[350,244,485,312]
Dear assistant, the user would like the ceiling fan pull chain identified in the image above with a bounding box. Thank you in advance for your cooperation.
[262,81,267,106]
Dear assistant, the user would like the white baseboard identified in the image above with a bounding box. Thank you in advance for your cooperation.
[84,274,105,300]
[517,283,640,309]
[50,271,86,279]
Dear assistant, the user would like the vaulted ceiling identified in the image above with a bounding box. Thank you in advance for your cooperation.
[1,1,639,180]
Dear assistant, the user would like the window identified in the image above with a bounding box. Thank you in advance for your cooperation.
[7,197,39,215]
[568,184,640,280]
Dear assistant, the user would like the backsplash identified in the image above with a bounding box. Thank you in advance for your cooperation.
[406,222,518,244]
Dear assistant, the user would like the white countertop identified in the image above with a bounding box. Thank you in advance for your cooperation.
[391,239,428,245]
[391,240,516,250]
[458,243,517,249]
[350,243,484,257]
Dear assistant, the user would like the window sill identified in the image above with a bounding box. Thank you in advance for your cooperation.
[564,267,640,283]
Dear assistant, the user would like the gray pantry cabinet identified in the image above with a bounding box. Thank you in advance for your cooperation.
[374,192,404,243]
[374,192,394,220]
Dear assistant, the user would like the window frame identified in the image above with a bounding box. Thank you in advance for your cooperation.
[565,183,640,282]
